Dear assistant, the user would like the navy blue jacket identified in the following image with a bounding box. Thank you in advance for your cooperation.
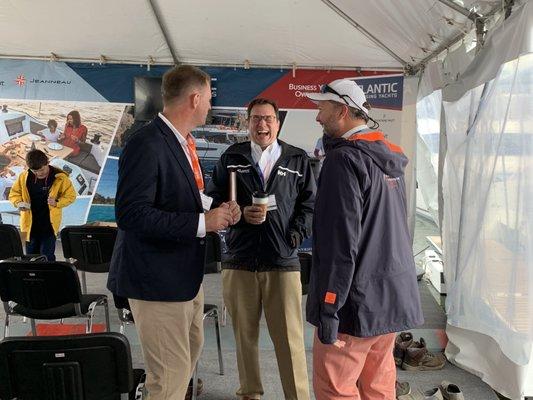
[107,117,206,302]
[306,130,424,343]
[206,141,315,270]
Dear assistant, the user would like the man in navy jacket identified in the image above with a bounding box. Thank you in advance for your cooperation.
[305,79,423,400]
[206,98,315,400]
[108,65,240,400]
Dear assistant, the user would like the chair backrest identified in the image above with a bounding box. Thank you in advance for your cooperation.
[0,332,135,400]
[60,225,118,273]
[298,252,312,295]
[0,260,82,310]
[0,224,24,261]
[204,232,222,274]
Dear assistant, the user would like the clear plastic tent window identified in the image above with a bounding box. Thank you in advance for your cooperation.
[443,53,533,366]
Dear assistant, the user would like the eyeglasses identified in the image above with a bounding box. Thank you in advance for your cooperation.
[249,115,277,124]
[321,84,367,115]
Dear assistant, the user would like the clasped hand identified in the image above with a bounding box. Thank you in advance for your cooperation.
[205,201,241,232]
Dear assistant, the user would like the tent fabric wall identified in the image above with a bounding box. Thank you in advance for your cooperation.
[437,2,532,398]
[0,0,510,70]
[446,325,533,400]
[416,89,441,225]
[402,76,419,237]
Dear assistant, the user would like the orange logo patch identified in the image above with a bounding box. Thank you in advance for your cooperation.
[324,292,337,304]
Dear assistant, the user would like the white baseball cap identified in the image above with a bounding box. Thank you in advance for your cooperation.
[305,78,369,115]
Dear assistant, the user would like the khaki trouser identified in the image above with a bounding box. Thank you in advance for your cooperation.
[129,286,204,400]
[222,269,310,400]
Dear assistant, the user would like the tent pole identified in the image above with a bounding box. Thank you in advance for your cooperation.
[146,0,180,65]
[436,0,482,21]
[411,2,505,73]
[320,0,409,69]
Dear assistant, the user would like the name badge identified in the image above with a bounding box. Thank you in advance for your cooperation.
[200,192,213,212]
[267,194,277,211]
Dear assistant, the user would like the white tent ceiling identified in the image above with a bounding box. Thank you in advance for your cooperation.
[0,0,508,71]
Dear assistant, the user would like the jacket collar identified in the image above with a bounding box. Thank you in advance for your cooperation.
[225,139,300,162]
[154,116,202,209]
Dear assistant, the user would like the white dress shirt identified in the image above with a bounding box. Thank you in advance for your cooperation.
[251,140,282,188]
[158,113,206,238]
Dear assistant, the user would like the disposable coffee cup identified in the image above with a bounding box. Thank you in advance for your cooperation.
[252,191,268,223]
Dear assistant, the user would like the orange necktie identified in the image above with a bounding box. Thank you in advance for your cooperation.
[186,135,205,191]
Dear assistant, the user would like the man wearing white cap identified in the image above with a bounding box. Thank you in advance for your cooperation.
[304,79,423,400]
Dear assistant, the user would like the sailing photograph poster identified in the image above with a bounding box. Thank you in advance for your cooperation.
[0,99,125,227]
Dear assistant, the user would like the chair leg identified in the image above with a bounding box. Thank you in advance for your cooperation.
[191,363,199,400]
[3,313,9,338]
[214,309,224,375]
[86,302,97,333]
[80,271,87,294]
[30,318,37,336]
[221,303,227,326]
[103,300,111,332]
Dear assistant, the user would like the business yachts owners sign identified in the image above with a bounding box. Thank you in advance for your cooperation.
[256,70,403,111]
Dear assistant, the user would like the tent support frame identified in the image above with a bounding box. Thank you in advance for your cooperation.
[146,0,180,65]
[410,1,512,74]
[320,0,409,70]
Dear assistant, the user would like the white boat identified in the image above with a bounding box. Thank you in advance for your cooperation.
[193,138,230,160]
[193,126,249,144]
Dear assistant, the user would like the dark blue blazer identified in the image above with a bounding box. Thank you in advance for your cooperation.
[107,117,206,301]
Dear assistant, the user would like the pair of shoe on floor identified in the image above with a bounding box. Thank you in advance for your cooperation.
[397,381,464,399]
[394,332,446,371]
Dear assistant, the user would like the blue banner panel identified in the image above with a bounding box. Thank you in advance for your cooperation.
[67,63,286,105]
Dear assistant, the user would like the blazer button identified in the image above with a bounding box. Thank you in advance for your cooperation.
[200,240,205,245]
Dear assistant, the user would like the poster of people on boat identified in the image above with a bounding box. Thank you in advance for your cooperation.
[0,99,126,227]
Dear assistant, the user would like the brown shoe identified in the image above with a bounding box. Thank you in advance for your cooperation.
[394,332,414,366]
[185,378,203,399]
[402,338,446,371]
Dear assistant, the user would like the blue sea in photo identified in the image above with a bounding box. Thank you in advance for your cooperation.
[87,204,115,222]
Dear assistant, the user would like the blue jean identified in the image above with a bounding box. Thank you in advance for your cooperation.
[26,233,56,261]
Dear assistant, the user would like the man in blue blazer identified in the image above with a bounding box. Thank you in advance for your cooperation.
[108,65,240,400]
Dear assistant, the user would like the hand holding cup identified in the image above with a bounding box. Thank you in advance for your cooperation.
[244,191,268,225]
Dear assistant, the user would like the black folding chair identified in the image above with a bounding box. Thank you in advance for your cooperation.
[0,223,46,262]
[0,260,110,337]
[60,225,118,293]
[0,332,145,400]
